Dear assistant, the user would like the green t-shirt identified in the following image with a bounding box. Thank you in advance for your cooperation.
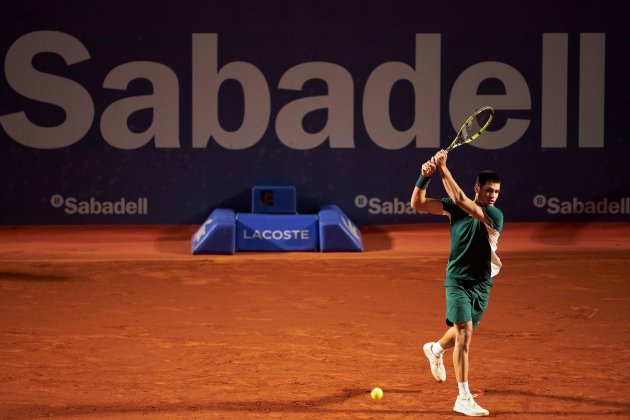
[440,198,504,285]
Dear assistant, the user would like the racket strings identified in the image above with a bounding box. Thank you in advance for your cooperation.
[447,106,494,152]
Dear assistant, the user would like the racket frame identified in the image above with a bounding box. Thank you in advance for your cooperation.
[445,106,494,153]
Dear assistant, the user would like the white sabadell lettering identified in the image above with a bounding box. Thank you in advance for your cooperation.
[60,196,147,216]
[545,197,629,215]
[366,197,418,215]
[0,31,605,151]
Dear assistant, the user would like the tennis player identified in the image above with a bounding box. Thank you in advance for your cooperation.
[410,149,503,417]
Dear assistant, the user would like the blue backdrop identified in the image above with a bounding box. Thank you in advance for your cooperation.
[1,0,628,225]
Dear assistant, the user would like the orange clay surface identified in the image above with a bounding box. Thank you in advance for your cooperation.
[0,222,629,419]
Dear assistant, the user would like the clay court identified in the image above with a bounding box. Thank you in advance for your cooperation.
[0,222,628,419]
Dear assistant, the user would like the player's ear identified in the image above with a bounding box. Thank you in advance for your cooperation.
[474,183,480,194]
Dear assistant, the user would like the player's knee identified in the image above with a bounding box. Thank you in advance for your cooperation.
[454,322,473,346]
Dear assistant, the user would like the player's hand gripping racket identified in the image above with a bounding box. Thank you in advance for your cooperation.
[445,106,494,153]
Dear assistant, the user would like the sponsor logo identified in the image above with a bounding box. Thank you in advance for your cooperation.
[50,194,148,215]
[1,31,605,151]
[341,215,361,240]
[193,219,213,243]
[354,195,419,215]
[533,195,630,215]
[242,229,310,241]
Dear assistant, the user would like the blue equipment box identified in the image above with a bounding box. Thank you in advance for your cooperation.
[191,208,236,254]
[318,205,363,252]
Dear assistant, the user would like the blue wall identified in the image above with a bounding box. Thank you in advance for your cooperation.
[1,0,628,225]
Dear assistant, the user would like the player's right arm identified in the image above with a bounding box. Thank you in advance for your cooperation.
[410,160,443,215]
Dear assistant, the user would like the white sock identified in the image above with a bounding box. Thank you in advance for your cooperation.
[431,341,445,356]
[458,381,471,398]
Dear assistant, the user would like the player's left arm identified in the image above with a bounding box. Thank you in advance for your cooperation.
[433,150,491,224]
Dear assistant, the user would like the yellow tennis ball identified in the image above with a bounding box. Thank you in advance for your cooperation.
[370,387,383,400]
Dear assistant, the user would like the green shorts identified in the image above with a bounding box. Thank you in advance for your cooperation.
[445,280,492,329]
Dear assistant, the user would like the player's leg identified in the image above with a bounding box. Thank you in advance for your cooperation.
[422,324,458,382]
[422,325,455,377]
[423,283,486,386]
[453,321,473,384]
[451,320,489,416]
[454,279,491,387]
[423,285,465,383]
[451,280,492,416]
[437,325,457,350]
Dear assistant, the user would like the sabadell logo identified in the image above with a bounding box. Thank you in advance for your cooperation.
[50,195,148,215]
[533,195,630,215]
[354,195,419,215]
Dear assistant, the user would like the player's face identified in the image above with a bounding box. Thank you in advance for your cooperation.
[476,182,501,206]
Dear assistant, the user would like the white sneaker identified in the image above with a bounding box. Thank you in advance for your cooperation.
[422,342,446,382]
[453,394,489,417]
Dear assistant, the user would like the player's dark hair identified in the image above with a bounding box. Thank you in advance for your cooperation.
[476,170,501,186]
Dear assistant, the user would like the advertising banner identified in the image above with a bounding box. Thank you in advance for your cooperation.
[1,0,627,225]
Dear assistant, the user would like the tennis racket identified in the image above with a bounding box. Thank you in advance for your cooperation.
[445,106,494,153]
